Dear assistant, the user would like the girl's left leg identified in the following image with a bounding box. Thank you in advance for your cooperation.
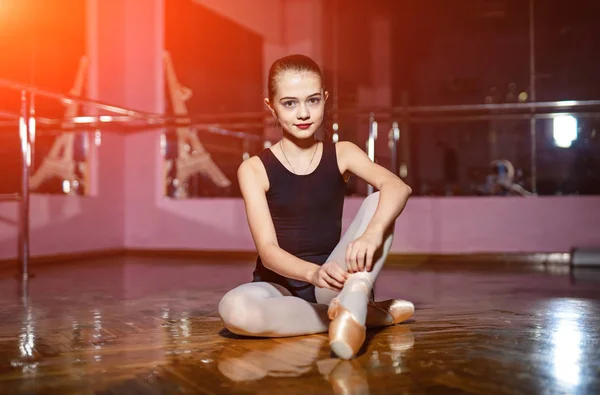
[218,282,330,337]
[315,192,414,359]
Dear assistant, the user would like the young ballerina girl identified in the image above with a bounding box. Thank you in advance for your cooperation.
[218,54,414,360]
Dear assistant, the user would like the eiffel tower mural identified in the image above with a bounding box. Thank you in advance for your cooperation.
[31,52,232,198]
[163,50,232,198]
[29,56,89,195]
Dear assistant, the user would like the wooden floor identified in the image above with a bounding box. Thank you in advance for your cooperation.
[0,256,599,395]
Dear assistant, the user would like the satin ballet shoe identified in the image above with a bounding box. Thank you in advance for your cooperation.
[366,299,414,328]
[327,298,366,360]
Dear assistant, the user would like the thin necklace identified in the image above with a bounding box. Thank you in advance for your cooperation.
[280,141,319,175]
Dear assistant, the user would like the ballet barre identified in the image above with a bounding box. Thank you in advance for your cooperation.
[2,74,600,281]
[1,79,263,282]
[0,193,20,202]
[0,78,149,117]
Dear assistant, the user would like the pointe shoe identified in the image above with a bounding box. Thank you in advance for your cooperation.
[328,299,366,360]
[366,299,414,328]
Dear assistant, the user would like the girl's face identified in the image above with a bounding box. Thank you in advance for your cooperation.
[266,70,328,140]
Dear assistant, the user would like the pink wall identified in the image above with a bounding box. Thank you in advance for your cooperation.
[117,1,594,257]
[3,1,600,262]
[87,0,165,257]
[125,196,600,254]
[9,192,596,261]
[0,133,125,261]
[379,196,600,253]
[0,0,161,261]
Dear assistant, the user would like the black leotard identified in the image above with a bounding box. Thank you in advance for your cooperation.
[252,141,346,302]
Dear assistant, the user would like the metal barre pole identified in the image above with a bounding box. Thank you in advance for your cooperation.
[529,0,537,194]
[3,111,600,133]
[367,113,377,195]
[331,99,600,118]
[2,99,600,131]
[29,94,36,184]
[0,78,151,117]
[2,77,600,121]
[3,111,600,135]
[0,193,20,202]
[2,74,600,120]
[0,110,20,119]
[18,91,31,280]
[389,122,399,177]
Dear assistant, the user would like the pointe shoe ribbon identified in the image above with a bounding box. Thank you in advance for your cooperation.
[366,299,414,327]
[328,299,366,360]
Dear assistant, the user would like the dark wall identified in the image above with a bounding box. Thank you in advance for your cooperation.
[164,0,264,197]
[320,0,600,195]
[164,0,264,116]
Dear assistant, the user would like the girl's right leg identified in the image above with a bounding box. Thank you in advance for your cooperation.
[218,282,330,338]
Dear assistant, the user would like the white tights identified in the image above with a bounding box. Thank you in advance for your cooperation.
[218,191,393,337]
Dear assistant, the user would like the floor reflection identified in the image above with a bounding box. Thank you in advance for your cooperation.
[218,337,326,381]
[546,299,591,393]
[2,258,600,394]
[213,325,415,394]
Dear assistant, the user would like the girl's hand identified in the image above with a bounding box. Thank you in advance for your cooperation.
[346,230,383,273]
[309,261,349,291]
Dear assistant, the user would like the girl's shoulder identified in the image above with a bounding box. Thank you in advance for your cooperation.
[238,154,270,192]
[334,140,362,159]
